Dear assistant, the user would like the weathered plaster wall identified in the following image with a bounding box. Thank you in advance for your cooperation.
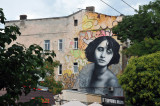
[6,10,123,90]
[62,12,123,89]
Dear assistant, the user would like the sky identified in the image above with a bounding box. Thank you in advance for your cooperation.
[0,0,155,21]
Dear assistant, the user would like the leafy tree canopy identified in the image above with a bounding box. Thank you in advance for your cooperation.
[0,8,59,105]
[123,37,160,57]
[112,0,160,43]
[39,61,63,95]
[118,52,160,106]
[113,1,160,105]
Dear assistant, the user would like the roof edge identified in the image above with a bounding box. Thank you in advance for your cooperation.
[5,9,122,23]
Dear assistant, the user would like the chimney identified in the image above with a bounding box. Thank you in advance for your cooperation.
[86,6,95,12]
[20,15,27,20]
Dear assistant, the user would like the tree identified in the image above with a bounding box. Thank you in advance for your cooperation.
[0,8,58,105]
[112,0,160,56]
[39,61,63,95]
[123,37,160,57]
[113,0,160,43]
[112,1,160,105]
[118,52,160,105]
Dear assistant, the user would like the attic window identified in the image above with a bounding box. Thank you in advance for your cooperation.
[74,20,78,26]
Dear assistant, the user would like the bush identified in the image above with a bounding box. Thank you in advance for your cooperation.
[118,52,160,105]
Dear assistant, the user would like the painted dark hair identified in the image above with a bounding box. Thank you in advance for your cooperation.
[85,36,120,67]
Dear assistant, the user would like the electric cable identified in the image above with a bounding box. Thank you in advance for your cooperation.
[100,0,124,15]
[121,0,137,11]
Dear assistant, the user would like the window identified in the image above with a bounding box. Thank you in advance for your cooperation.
[58,64,62,75]
[74,20,78,26]
[74,38,78,49]
[58,39,63,51]
[44,40,50,51]
[73,62,78,73]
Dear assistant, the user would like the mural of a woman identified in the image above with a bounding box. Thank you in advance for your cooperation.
[76,36,123,96]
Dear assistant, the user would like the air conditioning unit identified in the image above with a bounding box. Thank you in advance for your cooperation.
[108,87,114,92]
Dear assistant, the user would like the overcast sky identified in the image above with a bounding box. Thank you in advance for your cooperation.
[1,0,155,21]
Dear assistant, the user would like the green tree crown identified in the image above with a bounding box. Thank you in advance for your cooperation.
[118,51,160,105]
[0,8,60,105]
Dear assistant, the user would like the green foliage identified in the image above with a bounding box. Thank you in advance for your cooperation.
[112,1,160,105]
[123,38,160,57]
[118,52,160,105]
[112,0,160,57]
[39,62,63,95]
[0,8,58,105]
[112,0,160,43]
[40,77,63,95]
[0,8,6,24]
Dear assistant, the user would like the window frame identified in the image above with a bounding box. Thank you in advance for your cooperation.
[58,64,62,75]
[73,62,78,73]
[74,38,78,49]
[74,19,78,26]
[58,39,63,51]
[44,40,50,51]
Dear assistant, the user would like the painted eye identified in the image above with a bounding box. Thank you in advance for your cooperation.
[107,49,112,54]
[97,47,104,52]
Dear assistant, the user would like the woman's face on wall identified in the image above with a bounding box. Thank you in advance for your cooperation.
[94,40,113,66]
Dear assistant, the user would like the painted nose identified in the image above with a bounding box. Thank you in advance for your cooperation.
[101,51,106,58]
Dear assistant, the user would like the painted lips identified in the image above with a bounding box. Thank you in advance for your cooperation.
[98,59,106,63]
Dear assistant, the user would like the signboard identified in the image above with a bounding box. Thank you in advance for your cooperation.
[101,96,125,106]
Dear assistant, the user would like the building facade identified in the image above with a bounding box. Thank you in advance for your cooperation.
[6,7,124,96]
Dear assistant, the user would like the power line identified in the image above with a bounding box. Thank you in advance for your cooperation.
[121,0,137,11]
[100,0,124,15]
